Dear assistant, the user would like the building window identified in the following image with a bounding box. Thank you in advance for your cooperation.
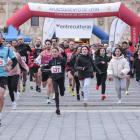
[31,17,39,26]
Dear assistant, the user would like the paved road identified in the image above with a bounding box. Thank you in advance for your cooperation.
[1,76,140,140]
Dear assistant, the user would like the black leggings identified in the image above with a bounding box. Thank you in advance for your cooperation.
[52,77,64,109]
[7,75,19,102]
[29,67,34,81]
[96,73,107,94]
[74,76,80,95]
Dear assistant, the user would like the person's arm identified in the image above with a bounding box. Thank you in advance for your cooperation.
[107,60,113,76]
[35,55,42,66]
[121,59,130,75]
[94,57,102,66]
[91,59,101,73]
[74,56,83,71]
[27,44,32,52]
[61,51,67,60]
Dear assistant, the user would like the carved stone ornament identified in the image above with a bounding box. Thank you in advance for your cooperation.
[98,18,104,26]
[0,4,5,13]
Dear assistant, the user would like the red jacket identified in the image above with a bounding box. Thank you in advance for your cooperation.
[28,49,34,68]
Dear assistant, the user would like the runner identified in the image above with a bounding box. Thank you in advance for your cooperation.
[107,47,130,103]
[122,41,134,95]
[28,44,35,89]
[32,39,44,92]
[65,40,76,96]
[35,40,55,103]
[7,44,29,110]
[64,40,69,50]
[75,46,101,107]
[94,48,111,100]
[0,32,17,126]
[43,47,67,115]
[68,45,82,100]
[106,41,115,53]
[15,36,32,92]
[132,48,140,84]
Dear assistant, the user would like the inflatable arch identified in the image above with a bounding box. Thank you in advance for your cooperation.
[53,25,109,43]
[6,2,140,44]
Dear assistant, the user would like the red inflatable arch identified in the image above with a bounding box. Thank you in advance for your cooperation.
[6,2,140,44]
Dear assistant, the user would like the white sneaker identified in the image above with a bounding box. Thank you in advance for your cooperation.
[117,99,122,104]
[14,92,20,101]
[12,102,17,110]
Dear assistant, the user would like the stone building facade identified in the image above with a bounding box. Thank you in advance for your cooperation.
[0,0,140,44]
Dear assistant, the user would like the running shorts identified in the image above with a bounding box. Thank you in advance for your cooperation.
[0,77,8,89]
[33,66,40,73]
[42,72,52,82]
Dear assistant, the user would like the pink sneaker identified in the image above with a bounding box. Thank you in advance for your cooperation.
[101,94,106,100]
[96,85,99,90]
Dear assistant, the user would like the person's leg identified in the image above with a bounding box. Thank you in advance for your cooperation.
[7,76,14,102]
[114,77,121,102]
[29,67,34,89]
[74,76,80,100]
[38,68,42,88]
[101,73,107,100]
[79,80,84,98]
[22,71,27,92]
[120,78,126,92]
[67,71,73,93]
[47,78,52,98]
[83,78,91,103]
[71,77,75,95]
[96,73,101,90]
[126,75,130,94]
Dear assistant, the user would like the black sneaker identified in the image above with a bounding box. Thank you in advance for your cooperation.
[81,91,84,98]
[0,119,1,127]
[77,94,80,101]
[36,85,38,91]
[38,88,41,92]
[56,109,60,115]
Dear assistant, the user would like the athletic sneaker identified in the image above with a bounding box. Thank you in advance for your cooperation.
[22,86,26,92]
[56,109,60,115]
[52,93,55,100]
[117,99,122,104]
[77,94,80,101]
[30,85,33,90]
[84,101,87,107]
[18,91,21,97]
[36,85,38,92]
[46,98,51,104]
[81,91,84,98]
[68,86,72,93]
[101,94,106,100]
[14,92,20,101]
[12,102,17,110]
[38,88,41,92]
[71,90,75,96]
[33,78,36,82]
[96,85,99,90]
[125,90,129,95]
[0,119,1,127]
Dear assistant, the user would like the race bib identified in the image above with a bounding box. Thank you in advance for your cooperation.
[21,56,26,62]
[0,58,4,66]
[51,66,61,73]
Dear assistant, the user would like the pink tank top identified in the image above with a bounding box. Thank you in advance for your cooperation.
[41,50,53,65]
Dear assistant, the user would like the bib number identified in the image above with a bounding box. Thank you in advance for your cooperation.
[21,56,26,62]
[0,59,4,66]
[51,66,61,73]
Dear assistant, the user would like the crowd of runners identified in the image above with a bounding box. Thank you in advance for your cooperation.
[0,31,140,126]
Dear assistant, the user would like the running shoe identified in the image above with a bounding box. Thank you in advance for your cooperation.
[46,98,51,104]
[12,102,17,110]
[117,99,122,104]
[84,101,87,107]
[38,88,41,92]
[96,85,99,90]
[71,90,75,96]
[77,94,80,101]
[0,119,1,127]
[101,94,106,100]
[30,85,33,90]
[125,90,129,95]
[18,91,21,97]
[81,91,84,98]
[22,86,26,92]
[36,85,38,91]
[14,92,20,101]
[56,109,60,115]
[68,86,72,93]
[52,93,55,100]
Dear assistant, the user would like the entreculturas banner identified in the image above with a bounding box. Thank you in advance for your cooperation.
[55,18,94,38]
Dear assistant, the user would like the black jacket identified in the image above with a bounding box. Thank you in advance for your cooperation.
[75,53,101,79]
[94,55,111,73]
[133,58,140,81]
[67,53,77,76]
[45,56,67,80]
